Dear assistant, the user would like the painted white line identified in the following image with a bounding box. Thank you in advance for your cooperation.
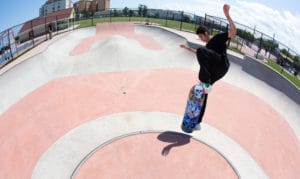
[32,111,267,179]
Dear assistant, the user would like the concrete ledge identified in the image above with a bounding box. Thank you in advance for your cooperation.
[242,56,300,105]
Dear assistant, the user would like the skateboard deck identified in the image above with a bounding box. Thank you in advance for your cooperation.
[181,83,208,133]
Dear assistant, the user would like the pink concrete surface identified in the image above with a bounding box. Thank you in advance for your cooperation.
[0,22,299,178]
[0,69,299,178]
[70,22,163,56]
[208,82,300,179]
[75,133,237,179]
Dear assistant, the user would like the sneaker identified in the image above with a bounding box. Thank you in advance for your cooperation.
[194,123,201,130]
[203,83,212,94]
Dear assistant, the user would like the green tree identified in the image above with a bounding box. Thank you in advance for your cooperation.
[236,29,255,43]
[138,4,143,16]
[293,56,300,71]
[129,10,134,17]
[142,5,148,17]
[281,48,293,59]
[261,39,278,54]
[123,7,129,16]
[113,9,118,17]
[182,15,190,23]
[138,4,147,17]
[81,10,90,18]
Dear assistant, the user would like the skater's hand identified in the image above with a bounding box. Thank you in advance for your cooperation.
[180,44,196,54]
[180,44,187,49]
[223,4,230,17]
[223,4,237,38]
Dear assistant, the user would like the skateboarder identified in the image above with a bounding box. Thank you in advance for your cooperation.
[180,4,236,130]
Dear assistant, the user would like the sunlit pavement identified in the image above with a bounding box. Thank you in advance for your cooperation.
[0,22,299,179]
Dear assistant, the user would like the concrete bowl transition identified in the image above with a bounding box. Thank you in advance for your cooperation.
[0,22,299,179]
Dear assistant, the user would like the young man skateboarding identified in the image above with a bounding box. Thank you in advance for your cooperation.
[180,4,236,131]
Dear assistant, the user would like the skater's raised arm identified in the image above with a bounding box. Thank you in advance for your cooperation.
[180,44,197,54]
[223,4,236,38]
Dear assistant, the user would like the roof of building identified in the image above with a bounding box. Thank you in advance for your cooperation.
[19,8,74,34]
[73,0,94,5]
[45,0,63,5]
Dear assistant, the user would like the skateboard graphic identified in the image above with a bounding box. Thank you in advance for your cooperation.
[181,83,210,133]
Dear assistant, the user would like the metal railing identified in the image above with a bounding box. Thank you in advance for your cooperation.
[1,8,299,76]
[0,13,75,68]
[204,14,299,75]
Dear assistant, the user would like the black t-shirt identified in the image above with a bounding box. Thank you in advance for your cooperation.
[206,32,229,56]
[196,32,230,84]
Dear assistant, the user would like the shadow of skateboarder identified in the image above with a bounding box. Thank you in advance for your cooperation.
[157,131,191,156]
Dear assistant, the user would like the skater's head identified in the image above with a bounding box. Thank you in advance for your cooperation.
[196,26,210,43]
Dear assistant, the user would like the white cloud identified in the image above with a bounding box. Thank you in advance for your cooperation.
[160,0,300,54]
[161,0,225,17]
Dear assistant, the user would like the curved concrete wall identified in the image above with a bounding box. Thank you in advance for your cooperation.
[242,56,300,105]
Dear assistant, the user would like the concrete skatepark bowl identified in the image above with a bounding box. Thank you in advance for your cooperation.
[0,22,299,179]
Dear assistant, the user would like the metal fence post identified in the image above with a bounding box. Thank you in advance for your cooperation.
[210,20,214,35]
[56,16,58,35]
[269,33,275,59]
[44,17,47,40]
[129,10,131,22]
[256,33,263,58]
[109,9,112,23]
[180,11,183,31]
[30,20,35,47]
[7,30,13,60]
[240,28,247,51]
[194,13,197,32]
[165,10,168,26]
[226,24,231,47]
[286,48,290,61]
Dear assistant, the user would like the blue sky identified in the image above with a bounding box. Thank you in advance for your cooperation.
[0,0,299,53]
[111,0,300,14]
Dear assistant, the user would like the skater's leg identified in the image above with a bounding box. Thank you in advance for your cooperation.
[197,47,229,85]
[197,94,208,123]
[210,57,230,84]
[198,66,211,84]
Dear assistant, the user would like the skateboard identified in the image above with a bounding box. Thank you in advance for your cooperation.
[181,83,210,133]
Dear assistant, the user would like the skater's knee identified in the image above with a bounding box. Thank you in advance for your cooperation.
[202,82,212,93]
[196,82,212,94]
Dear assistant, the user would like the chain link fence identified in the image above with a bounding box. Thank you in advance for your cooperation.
[1,8,299,77]
[205,14,299,76]
[0,13,75,68]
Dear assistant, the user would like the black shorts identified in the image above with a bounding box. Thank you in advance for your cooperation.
[197,47,230,84]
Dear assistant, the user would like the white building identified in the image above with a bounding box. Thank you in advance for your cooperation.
[40,0,73,16]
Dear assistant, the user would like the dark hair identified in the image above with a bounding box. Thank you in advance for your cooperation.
[196,26,209,35]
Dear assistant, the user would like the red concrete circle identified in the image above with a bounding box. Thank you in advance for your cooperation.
[74,132,238,179]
